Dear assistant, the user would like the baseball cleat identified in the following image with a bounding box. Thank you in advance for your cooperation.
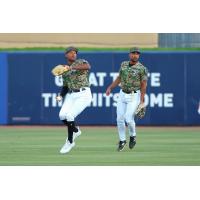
[129,136,136,149]
[73,127,81,141]
[60,140,75,154]
[117,140,126,152]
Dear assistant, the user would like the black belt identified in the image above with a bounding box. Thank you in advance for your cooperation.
[122,89,137,94]
[69,88,86,93]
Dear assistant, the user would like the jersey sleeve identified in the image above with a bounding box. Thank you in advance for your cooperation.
[119,61,126,75]
[140,66,148,81]
[79,59,89,65]
[79,59,90,69]
[60,86,68,97]
[82,59,89,64]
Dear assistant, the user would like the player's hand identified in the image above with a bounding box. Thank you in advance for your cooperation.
[106,87,112,96]
[56,96,63,101]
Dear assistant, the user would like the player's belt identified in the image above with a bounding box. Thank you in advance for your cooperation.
[69,88,86,93]
[122,89,137,94]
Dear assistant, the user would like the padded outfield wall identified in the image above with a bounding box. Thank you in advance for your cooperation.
[0,51,200,125]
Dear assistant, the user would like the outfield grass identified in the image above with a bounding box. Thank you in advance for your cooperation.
[0,126,200,166]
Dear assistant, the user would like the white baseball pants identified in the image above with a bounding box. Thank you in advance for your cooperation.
[59,87,92,121]
[116,89,141,141]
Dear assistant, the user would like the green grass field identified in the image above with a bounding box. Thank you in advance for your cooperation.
[0,126,200,166]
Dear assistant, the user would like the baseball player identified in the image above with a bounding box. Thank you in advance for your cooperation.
[56,47,92,154]
[106,47,148,151]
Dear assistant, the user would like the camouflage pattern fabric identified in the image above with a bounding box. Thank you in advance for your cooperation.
[135,103,146,119]
[62,59,90,90]
[119,61,148,92]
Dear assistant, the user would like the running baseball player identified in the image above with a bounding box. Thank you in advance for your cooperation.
[106,47,148,151]
[56,47,92,154]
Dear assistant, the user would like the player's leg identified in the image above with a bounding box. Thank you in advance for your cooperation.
[59,93,78,154]
[59,93,74,122]
[116,90,127,151]
[68,88,92,120]
[124,91,141,149]
[63,88,92,144]
[127,116,137,149]
[59,93,78,131]
[59,93,80,132]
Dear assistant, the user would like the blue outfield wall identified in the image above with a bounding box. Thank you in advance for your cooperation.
[0,53,8,124]
[0,51,200,125]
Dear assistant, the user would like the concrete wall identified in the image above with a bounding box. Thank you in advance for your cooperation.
[0,33,158,48]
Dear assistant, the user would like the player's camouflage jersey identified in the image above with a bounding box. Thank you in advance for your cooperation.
[119,61,148,92]
[62,59,90,90]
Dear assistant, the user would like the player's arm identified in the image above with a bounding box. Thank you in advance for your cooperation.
[70,62,90,70]
[140,66,148,104]
[106,76,121,96]
[56,86,69,101]
[60,86,69,98]
[140,80,147,103]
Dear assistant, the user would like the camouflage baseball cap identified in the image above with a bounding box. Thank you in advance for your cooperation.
[130,47,141,54]
[65,46,78,54]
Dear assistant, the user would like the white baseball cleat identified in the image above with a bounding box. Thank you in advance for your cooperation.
[60,140,75,154]
[73,127,82,141]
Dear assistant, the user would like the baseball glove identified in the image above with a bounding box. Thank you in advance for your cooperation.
[135,103,146,119]
[51,65,69,76]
